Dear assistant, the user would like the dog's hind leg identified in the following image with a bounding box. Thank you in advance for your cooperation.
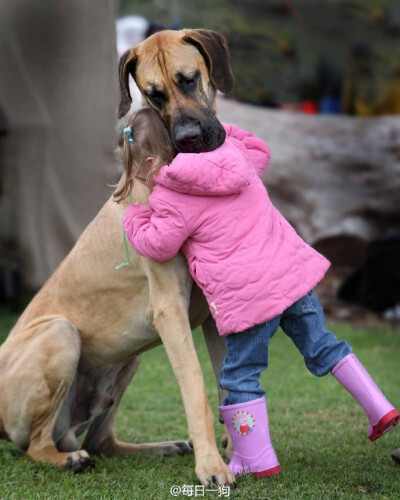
[3,318,93,471]
[82,357,193,457]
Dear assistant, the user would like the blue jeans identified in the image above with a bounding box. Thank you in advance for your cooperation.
[219,290,352,406]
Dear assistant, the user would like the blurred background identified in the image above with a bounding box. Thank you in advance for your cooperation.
[0,0,399,326]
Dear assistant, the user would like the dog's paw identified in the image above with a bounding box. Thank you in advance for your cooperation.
[221,435,228,449]
[160,440,194,457]
[221,432,233,460]
[65,450,95,473]
[204,475,237,490]
[196,460,236,488]
[198,471,237,489]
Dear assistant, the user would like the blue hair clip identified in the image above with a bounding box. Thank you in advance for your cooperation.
[123,126,134,143]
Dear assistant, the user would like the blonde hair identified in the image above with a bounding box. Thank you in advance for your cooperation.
[113,107,175,203]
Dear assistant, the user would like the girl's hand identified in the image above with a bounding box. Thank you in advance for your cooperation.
[123,197,188,262]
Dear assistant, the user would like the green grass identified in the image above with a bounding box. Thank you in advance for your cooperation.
[0,307,399,499]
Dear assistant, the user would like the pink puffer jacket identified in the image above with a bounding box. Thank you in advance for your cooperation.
[123,124,330,336]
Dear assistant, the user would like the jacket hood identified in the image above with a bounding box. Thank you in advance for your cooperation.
[154,138,252,196]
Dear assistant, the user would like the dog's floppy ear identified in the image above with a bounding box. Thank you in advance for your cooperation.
[182,29,235,95]
[118,49,138,119]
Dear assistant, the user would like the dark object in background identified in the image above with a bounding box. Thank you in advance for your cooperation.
[338,230,400,312]
[0,104,9,137]
[0,119,8,136]
[342,42,382,116]
[317,59,343,114]
[0,258,21,312]
[392,448,400,464]
[0,109,19,310]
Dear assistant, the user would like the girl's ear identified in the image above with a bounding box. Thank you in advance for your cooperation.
[145,156,155,165]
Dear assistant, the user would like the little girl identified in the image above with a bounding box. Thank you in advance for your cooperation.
[119,107,399,479]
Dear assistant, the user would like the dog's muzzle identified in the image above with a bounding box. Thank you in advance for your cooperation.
[174,122,202,152]
[172,117,226,154]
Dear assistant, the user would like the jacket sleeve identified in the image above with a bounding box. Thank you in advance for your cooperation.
[122,198,188,262]
[222,123,271,177]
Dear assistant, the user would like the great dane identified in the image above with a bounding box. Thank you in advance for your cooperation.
[0,29,235,486]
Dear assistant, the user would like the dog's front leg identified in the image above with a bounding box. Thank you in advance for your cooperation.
[144,258,234,487]
[202,315,227,405]
[202,315,234,461]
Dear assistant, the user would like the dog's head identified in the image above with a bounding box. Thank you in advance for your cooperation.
[118,29,234,153]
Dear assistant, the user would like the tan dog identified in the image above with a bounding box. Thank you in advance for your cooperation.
[0,29,235,486]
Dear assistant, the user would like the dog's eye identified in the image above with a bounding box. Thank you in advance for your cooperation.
[146,91,166,108]
[184,76,197,86]
[178,71,199,90]
[152,94,164,103]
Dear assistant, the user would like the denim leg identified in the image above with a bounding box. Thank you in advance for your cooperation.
[219,317,281,406]
[280,290,352,376]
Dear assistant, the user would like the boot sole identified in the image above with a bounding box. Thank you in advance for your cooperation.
[369,409,400,442]
[253,465,281,478]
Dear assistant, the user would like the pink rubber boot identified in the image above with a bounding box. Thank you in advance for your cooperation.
[219,396,281,478]
[331,353,400,441]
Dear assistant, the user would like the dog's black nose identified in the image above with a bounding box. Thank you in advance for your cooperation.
[174,123,202,152]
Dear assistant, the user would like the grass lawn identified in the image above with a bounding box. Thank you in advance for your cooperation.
[0,306,399,499]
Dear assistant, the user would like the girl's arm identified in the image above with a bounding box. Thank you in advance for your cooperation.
[123,198,188,262]
[223,123,271,177]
